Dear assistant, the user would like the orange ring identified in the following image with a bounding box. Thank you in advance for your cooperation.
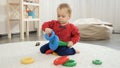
[21,57,34,64]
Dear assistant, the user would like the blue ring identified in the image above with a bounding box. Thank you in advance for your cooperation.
[44,31,55,40]
[49,35,59,50]
[44,31,59,50]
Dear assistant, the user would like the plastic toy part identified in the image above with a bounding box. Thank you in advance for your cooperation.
[44,31,59,50]
[63,59,77,67]
[92,60,102,65]
[52,52,58,56]
[49,35,59,50]
[21,57,34,64]
[54,56,69,65]
[59,41,68,46]
[45,49,54,55]
[44,31,55,40]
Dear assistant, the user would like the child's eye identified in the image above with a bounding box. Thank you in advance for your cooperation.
[57,15,60,17]
[62,16,65,18]
[57,15,65,18]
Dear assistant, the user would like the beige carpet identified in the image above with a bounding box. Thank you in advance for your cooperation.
[0,41,120,68]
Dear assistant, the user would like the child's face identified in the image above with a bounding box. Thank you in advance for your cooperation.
[57,8,71,24]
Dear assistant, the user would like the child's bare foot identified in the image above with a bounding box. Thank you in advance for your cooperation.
[75,50,80,54]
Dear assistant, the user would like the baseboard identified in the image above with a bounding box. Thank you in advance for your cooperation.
[112,30,120,34]
[0,31,37,37]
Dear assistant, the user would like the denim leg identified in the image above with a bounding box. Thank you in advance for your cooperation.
[54,46,76,56]
[40,43,50,53]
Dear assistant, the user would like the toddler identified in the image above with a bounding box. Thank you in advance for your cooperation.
[40,3,80,56]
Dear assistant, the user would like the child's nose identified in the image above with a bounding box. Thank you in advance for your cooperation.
[59,16,63,19]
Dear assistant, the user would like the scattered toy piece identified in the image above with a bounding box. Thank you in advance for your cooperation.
[63,59,77,67]
[54,56,69,65]
[45,49,54,55]
[52,52,58,56]
[21,57,34,64]
[92,59,102,65]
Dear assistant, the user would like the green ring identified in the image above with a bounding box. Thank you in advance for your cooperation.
[59,41,68,46]
[92,60,102,65]
[63,59,77,67]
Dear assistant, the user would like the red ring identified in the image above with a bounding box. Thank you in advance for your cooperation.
[53,56,69,65]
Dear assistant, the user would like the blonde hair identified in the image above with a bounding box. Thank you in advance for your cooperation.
[57,3,72,15]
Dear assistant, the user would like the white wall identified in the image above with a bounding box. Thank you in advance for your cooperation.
[0,0,7,34]
[39,0,89,22]
[86,0,120,32]
[0,0,120,35]
[40,0,120,32]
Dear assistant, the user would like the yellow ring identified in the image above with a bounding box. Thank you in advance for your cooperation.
[21,57,34,64]
[52,52,58,56]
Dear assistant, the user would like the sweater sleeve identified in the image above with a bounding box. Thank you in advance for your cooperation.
[71,25,80,44]
[42,20,56,31]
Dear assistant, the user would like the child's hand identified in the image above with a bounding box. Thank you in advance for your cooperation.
[67,41,73,47]
[45,28,52,34]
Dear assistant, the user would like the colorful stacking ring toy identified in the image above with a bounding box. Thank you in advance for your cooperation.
[54,56,69,65]
[49,35,59,50]
[59,41,68,46]
[45,49,54,54]
[63,59,77,67]
[44,31,69,50]
[92,60,102,65]
[45,31,55,40]
[44,31,59,50]
[52,52,58,56]
[21,57,34,64]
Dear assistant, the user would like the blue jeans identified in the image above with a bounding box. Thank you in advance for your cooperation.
[40,43,76,56]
